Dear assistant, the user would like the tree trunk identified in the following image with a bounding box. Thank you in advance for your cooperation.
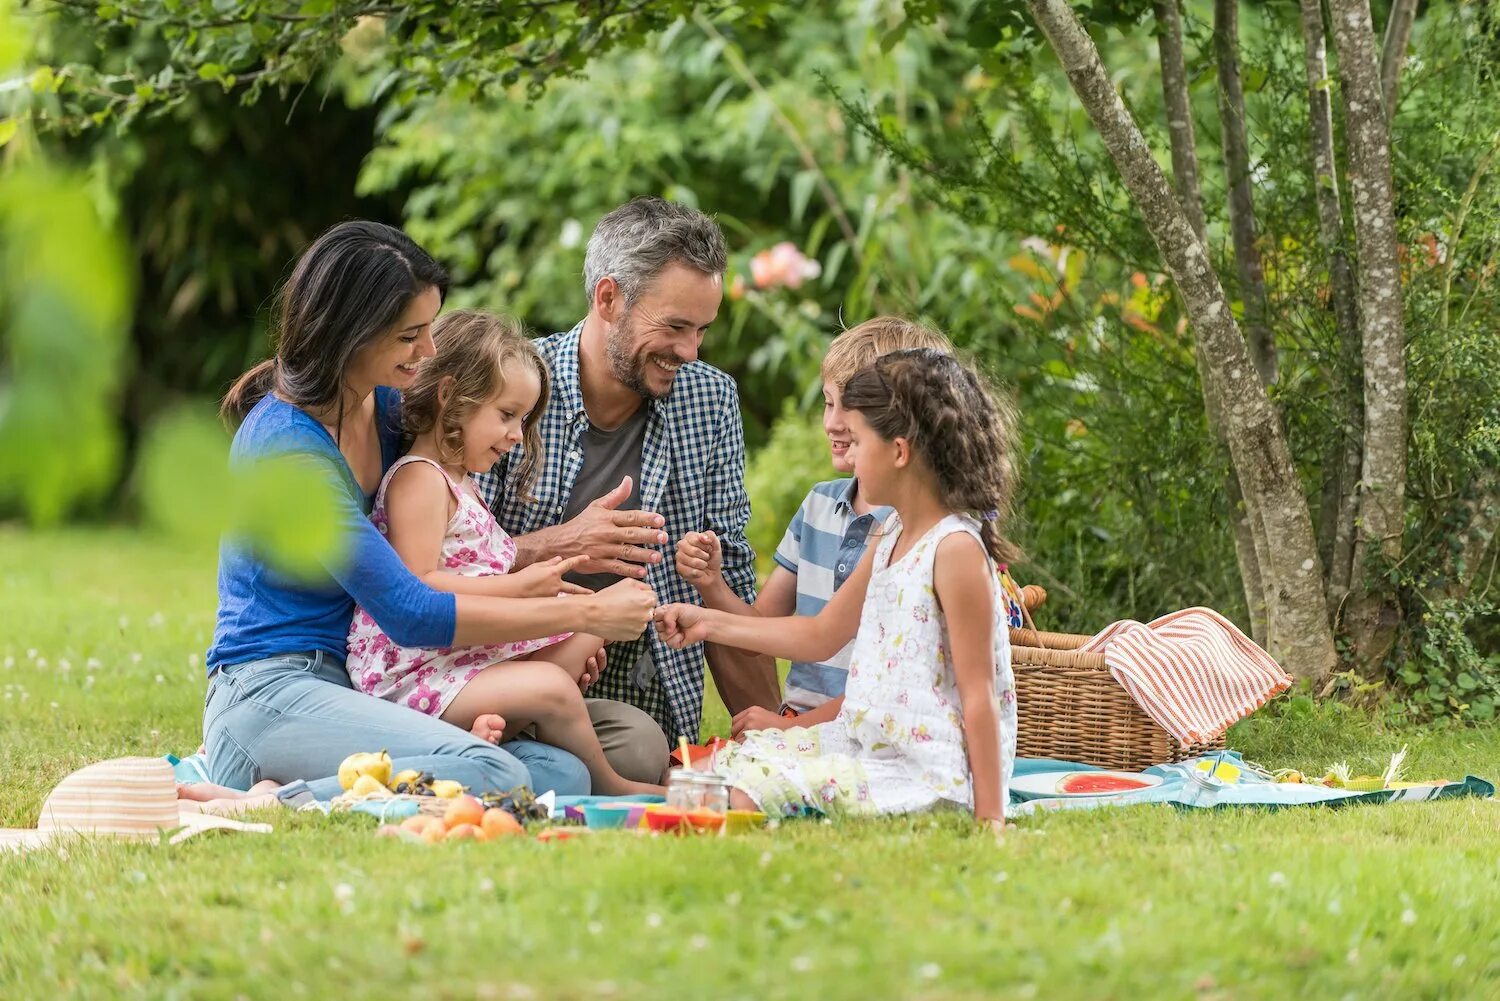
[1154,0,1269,644]
[1213,0,1278,387]
[1380,0,1420,123]
[1298,0,1364,611]
[1328,0,1409,668]
[1026,0,1338,682]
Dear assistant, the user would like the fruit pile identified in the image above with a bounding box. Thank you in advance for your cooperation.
[377,794,528,844]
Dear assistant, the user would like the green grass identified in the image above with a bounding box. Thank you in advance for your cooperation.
[3,524,1499,1000]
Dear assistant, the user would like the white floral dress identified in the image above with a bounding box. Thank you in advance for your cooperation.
[346,455,570,717]
[713,513,1017,818]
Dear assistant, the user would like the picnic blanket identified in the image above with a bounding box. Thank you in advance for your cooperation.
[1082,607,1292,746]
[1010,751,1494,817]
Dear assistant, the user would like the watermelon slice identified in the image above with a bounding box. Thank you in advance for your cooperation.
[1056,772,1155,795]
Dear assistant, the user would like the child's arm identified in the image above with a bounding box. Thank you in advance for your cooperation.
[933,532,1005,828]
[677,531,798,617]
[385,463,590,598]
[655,544,873,663]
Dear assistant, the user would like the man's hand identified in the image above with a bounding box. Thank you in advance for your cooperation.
[563,476,669,579]
[730,705,787,739]
[507,555,593,597]
[675,530,723,590]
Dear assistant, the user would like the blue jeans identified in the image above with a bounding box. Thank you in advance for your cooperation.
[203,651,590,800]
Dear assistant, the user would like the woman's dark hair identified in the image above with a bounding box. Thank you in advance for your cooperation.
[841,348,1022,566]
[221,220,449,429]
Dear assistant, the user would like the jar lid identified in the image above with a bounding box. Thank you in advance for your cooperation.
[670,769,728,788]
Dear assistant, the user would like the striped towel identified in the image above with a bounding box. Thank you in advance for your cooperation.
[1079,607,1292,746]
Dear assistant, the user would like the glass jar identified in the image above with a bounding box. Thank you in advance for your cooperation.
[666,769,730,813]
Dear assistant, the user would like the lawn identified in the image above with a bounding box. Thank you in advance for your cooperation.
[2,524,1498,1000]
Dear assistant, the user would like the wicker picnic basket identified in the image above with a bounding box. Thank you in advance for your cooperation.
[1009,588,1227,772]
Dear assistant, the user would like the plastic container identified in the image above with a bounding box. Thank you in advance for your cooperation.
[583,802,638,830]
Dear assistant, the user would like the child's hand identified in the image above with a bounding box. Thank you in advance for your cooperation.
[675,531,723,589]
[579,642,606,692]
[730,705,787,739]
[653,603,713,648]
[510,555,593,598]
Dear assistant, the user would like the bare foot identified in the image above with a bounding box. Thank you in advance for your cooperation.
[470,713,506,744]
[177,779,280,803]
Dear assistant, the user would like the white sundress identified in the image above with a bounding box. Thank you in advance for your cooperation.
[346,455,570,717]
[713,513,1018,818]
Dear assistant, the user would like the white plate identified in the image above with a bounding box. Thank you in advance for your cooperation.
[1010,770,1163,798]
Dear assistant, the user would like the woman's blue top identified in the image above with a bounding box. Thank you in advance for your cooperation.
[205,387,457,673]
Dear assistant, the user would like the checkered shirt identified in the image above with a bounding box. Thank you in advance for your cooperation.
[473,321,758,741]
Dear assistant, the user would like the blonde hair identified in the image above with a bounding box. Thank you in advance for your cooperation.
[820,316,954,391]
[401,310,550,501]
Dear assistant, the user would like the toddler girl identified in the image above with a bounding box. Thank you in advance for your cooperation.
[655,349,1019,829]
[347,309,662,797]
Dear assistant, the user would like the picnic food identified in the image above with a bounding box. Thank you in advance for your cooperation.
[429,779,465,799]
[1056,773,1154,795]
[350,774,392,799]
[443,795,486,830]
[481,808,525,838]
[337,750,392,791]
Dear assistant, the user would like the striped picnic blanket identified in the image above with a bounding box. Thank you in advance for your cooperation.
[1080,607,1292,746]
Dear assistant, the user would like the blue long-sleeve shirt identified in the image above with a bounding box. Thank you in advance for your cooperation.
[206,387,457,673]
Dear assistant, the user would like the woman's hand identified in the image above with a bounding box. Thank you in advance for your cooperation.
[675,531,723,590]
[588,579,658,641]
[507,555,593,598]
[653,603,714,649]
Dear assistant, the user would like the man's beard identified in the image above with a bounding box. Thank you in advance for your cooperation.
[605,311,673,400]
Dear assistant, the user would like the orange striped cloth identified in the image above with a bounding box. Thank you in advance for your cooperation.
[1079,607,1292,746]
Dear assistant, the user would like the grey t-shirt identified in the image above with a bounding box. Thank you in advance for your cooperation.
[560,404,649,592]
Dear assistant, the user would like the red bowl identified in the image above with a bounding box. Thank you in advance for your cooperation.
[644,807,688,833]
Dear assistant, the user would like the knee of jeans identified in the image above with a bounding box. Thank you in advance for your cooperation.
[458,744,531,794]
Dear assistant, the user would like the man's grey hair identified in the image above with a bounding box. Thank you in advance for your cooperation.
[582,197,728,308]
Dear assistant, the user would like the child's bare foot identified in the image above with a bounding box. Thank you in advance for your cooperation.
[177,778,280,803]
[470,713,506,744]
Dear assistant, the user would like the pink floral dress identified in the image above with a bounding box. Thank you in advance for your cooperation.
[712,514,1017,818]
[346,455,570,717]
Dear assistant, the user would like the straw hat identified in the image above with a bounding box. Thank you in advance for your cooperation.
[0,756,272,853]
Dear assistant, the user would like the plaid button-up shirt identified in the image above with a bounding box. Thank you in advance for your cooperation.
[473,321,758,741]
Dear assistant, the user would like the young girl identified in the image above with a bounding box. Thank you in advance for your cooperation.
[655,348,1019,830]
[347,309,663,797]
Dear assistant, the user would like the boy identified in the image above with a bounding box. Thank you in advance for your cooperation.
[675,316,955,736]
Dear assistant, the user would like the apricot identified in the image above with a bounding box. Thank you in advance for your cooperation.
[399,815,432,835]
[481,808,525,839]
[445,823,481,842]
[443,794,486,831]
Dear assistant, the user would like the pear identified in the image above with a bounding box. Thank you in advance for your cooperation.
[350,774,393,799]
[337,750,393,791]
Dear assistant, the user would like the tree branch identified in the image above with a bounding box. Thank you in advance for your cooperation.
[1380,0,1420,123]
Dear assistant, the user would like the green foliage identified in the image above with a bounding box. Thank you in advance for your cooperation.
[24,0,763,134]
[0,164,131,525]
[138,407,346,580]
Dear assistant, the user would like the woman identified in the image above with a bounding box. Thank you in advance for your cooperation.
[195,221,658,803]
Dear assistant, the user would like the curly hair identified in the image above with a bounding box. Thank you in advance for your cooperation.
[400,310,550,501]
[840,348,1022,566]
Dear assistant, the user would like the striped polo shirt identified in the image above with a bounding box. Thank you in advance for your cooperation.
[773,477,892,712]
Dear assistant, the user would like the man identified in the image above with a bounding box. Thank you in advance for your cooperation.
[476,197,779,761]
